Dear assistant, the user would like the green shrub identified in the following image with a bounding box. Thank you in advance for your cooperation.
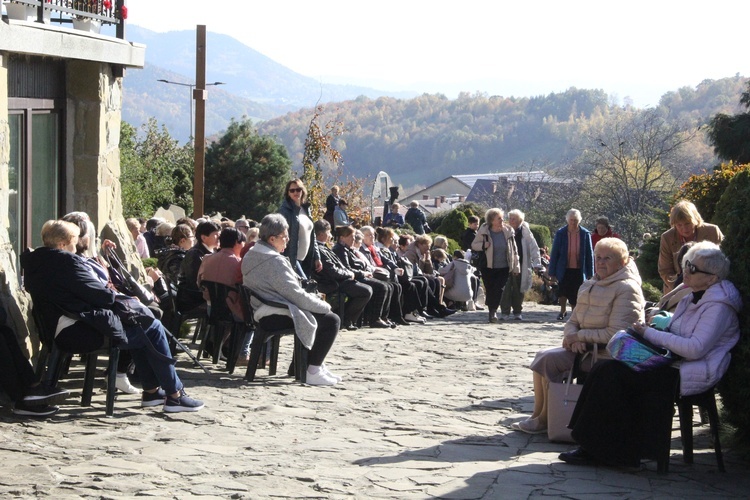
[455,201,485,219]
[426,209,451,233]
[445,237,460,256]
[713,169,750,445]
[436,209,469,242]
[528,224,551,251]
[635,236,663,285]
[142,257,158,269]
[641,282,662,303]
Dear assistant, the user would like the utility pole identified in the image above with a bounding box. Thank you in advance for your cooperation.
[193,25,207,218]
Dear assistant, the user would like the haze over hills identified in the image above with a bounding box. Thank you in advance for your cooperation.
[122,25,417,141]
[119,26,747,189]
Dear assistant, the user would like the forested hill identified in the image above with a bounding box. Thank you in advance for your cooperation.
[257,76,748,188]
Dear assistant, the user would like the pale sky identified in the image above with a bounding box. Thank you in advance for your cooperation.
[127,0,749,107]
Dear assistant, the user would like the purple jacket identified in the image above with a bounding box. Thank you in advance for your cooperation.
[644,280,742,396]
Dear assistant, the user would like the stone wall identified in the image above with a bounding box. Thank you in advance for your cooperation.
[0,53,36,358]
[67,59,143,276]
[0,57,144,361]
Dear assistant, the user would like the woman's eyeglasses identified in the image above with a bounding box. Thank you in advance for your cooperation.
[288,188,303,194]
[684,259,713,275]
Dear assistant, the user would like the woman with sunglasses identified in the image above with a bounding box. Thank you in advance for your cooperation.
[560,241,741,467]
[279,179,322,279]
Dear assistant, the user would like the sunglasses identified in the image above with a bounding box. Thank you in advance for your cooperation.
[684,259,713,275]
[288,188,303,194]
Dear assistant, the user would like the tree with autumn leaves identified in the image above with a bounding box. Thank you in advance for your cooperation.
[300,106,370,226]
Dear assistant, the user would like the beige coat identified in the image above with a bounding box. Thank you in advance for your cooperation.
[564,259,645,345]
[471,223,520,273]
[658,223,723,293]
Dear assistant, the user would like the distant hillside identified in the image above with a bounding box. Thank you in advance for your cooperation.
[122,26,417,141]
[258,77,748,187]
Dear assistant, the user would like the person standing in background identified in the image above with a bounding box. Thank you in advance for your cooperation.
[548,209,594,321]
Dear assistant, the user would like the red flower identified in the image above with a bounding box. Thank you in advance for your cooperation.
[120,5,128,19]
[103,0,111,9]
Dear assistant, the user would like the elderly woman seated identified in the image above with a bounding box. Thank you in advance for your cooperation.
[242,214,342,386]
[512,238,644,434]
[22,220,204,412]
[560,241,741,467]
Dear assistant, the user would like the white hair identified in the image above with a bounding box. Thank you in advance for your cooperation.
[566,209,582,222]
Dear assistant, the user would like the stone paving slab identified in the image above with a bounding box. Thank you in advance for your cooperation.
[0,302,748,498]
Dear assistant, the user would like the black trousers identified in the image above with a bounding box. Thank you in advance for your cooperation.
[421,275,443,312]
[559,268,584,307]
[481,267,510,311]
[259,311,339,366]
[361,277,391,322]
[0,326,37,402]
[570,360,679,467]
[397,275,423,313]
[387,280,405,321]
[337,279,372,327]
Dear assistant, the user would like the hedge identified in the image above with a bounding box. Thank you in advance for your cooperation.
[713,169,750,444]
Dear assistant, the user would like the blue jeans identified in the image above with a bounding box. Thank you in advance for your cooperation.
[124,320,182,395]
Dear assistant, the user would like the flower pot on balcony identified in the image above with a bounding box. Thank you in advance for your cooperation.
[72,17,101,34]
[5,2,50,23]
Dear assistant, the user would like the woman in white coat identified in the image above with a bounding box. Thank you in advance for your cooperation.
[500,210,543,320]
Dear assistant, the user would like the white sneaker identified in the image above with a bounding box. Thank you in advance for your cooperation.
[500,314,510,321]
[404,312,426,324]
[467,300,477,312]
[514,314,523,320]
[116,373,139,394]
[305,369,338,386]
[321,363,342,382]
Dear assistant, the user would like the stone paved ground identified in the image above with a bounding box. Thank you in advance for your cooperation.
[1,302,748,498]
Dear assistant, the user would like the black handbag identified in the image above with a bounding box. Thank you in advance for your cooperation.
[470,234,488,269]
[300,278,319,294]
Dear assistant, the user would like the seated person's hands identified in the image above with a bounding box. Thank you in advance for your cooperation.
[101,239,117,252]
[146,267,162,283]
[631,320,647,336]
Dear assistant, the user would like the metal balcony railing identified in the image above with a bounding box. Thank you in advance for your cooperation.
[5,0,128,39]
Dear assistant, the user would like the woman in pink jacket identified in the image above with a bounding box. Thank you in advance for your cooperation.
[559,241,741,467]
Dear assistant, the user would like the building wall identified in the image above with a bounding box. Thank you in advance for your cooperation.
[398,178,470,206]
[0,24,145,359]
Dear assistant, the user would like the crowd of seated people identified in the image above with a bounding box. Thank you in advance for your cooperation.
[4,194,741,493]
[6,201,491,419]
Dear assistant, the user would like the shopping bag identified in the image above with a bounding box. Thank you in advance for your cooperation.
[547,370,582,443]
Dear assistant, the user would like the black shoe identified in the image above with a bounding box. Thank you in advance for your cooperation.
[394,318,411,326]
[441,307,457,317]
[141,388,167,408]
[369,320,391,329]
[557,311,568,321]
[13,402,59,417]
[559,447,597,466]
[23,384,69,404]
[345,324,359,331]
[421,311,435,320]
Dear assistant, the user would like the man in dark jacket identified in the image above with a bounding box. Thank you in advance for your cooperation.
[21,220,204,413]
[333,226,393,328]
[312,220,372,330]
[405,201,428,235]
[177,220,220,312]
[461,216,479,251]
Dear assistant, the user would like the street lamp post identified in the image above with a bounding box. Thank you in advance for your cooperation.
[156,79,225,140]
